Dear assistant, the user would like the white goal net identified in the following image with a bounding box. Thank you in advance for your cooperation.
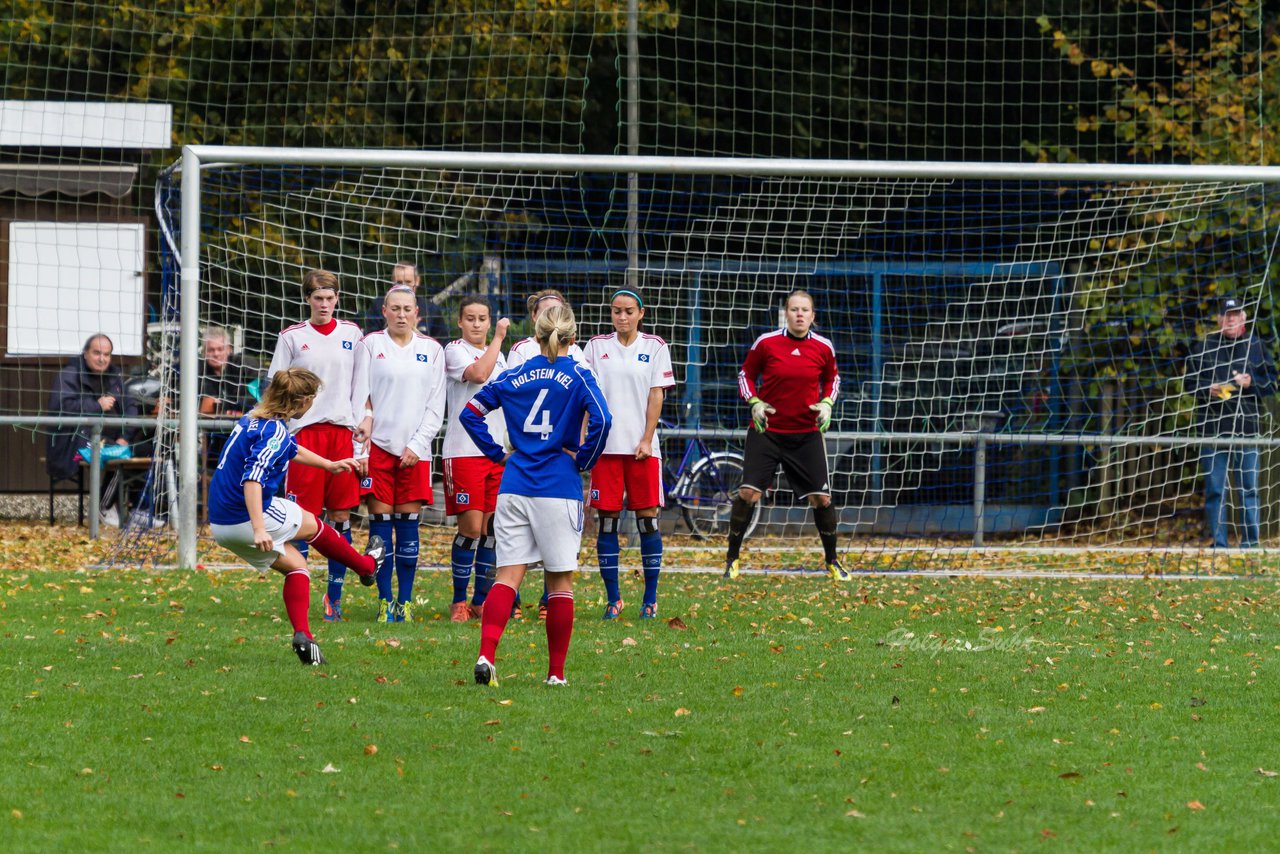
[152,151,1280,574]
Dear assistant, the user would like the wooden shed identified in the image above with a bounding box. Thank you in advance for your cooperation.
[0,101,172,495]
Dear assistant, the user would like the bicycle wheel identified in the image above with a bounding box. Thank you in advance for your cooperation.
[677,452,760,540]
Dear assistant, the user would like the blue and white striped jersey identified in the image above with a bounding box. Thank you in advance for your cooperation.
[208,415,299,525]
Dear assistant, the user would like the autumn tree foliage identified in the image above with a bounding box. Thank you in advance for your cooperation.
[0,0,678,151]
[1026,0,1279,427]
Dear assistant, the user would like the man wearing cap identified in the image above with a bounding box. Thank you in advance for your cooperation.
[1186,297,1277,547]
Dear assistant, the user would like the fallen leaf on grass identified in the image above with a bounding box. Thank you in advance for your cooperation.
[845,809,865,818]
[238,735,252,743]
[1256,768,1278,778]
[483,719,501,726]
[674,707,691,717]
[1058,771,1082,779]
[321,763,340,773]
[667,617,687,630]
[1186,800,1205,811]
[1026,706,1046,713]
[621,637,637,647]
[731,686,744,697]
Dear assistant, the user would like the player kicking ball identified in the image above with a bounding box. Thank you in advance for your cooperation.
[459,304,611,686]
[208,368,386,665]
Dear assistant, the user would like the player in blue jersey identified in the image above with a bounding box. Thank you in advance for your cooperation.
[460,304,611,686]
[209,368,386,665]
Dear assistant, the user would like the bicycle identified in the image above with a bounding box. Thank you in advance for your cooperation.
[661,421,761,540]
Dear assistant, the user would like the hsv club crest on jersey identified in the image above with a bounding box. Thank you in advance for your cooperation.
[581,332,677,458]
[350,330,446,460]
[443,338,508,459]
[267,318,363,431]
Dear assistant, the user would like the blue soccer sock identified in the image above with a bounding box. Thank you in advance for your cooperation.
[473,534,496,606]
[325,518,351,604]
[451,534,478,604]
[638,516,663,607]
[393,512,420,605]
[597,516,621,602]
[368,513,395,601]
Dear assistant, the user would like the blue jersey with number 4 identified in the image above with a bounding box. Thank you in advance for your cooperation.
[208,416,298,525]
[460,353,611,500]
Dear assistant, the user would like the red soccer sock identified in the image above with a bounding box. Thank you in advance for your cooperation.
[282,570,312,639]
[308,521,373,576]
[545,590,574,681]
[479,582,517,662]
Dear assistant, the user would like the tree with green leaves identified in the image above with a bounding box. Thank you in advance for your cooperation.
[1028,0,1279,397]
[1,0,679,152]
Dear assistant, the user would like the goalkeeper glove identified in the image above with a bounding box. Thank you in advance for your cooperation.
[809,397,834,432]
[748,397,776,433]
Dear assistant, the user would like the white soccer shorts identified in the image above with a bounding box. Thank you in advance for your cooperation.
[493,493,584,573]
[211,496,304,571]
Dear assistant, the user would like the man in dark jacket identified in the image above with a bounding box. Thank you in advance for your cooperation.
[1185,297,1277,547]
[46,334,138,524]
[363,261,447,340]
[198,327,261,417]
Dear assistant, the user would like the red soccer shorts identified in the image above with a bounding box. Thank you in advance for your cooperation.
[443,455,504,516]
[588,454,664,512]
[366,442,434,507]
[286,422,360,515]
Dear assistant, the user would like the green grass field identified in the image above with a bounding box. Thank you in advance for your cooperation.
[2,528,1278,851]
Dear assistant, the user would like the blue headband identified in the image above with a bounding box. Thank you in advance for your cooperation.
[611,289,644,309]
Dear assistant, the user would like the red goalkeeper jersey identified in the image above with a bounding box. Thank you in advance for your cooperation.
[737,329,840,433]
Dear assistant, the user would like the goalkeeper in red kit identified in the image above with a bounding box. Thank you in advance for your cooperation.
[725,289,849,581]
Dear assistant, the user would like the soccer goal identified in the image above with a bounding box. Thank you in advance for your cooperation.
[152,149,1280,574]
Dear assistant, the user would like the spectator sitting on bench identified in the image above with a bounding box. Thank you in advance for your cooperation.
[45,333,139,527]
[200,327,262,415]
[200,326,264,467]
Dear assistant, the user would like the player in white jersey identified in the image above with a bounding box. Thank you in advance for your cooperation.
[442,295,510,622]
[505,288,582,620]
[266,269,363,620]
[351,285,447,623]
[581,288,677,620]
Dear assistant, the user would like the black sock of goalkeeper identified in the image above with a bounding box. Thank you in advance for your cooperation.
[726,496,755,562]
[814,502,839,563]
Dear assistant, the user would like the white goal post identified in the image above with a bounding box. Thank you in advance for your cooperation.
[172,146,1280,571]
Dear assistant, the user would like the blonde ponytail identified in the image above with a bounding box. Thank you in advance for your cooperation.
[535,304,577,363]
